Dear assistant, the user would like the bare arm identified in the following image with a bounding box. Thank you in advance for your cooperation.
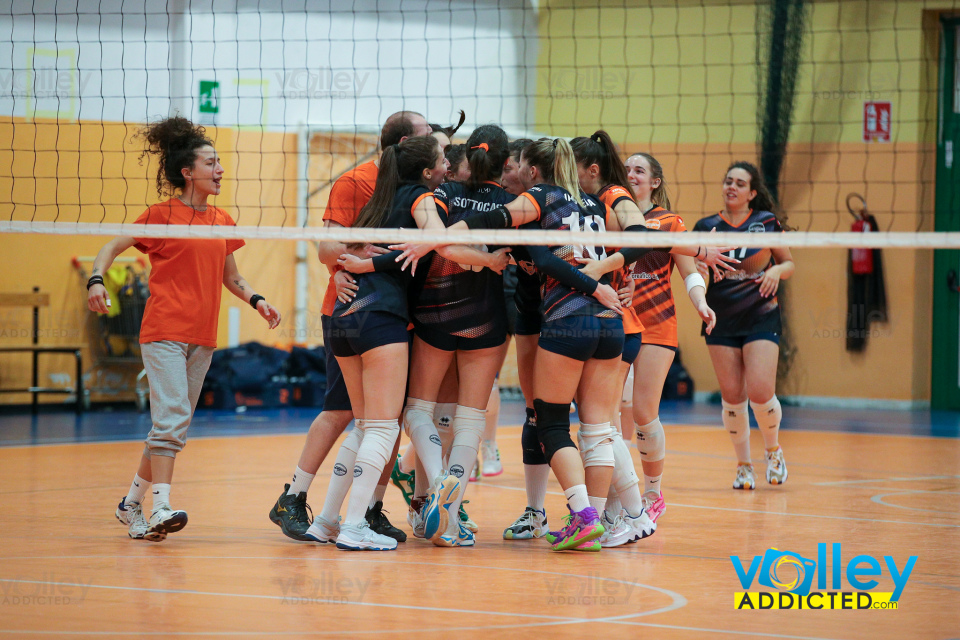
[223,254,282,328]
[756,247,795,298]
[86,236,137,313]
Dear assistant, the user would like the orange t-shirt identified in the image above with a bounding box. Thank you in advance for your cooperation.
[628,207,687,347]
[133,198,245,347]
[320,161,379,316]
[597,184,646,335]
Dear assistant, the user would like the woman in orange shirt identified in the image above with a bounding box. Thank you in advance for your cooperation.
[87,117,281,542]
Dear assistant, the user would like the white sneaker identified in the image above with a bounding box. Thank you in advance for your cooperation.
[145,506,188,542]
[765,446,788,485]
[305,514,340,543]
[481,441,502,477]
[502,507,548,540]
[624,509,656,540]
[116,498,149,539]
[599,510,631,548]
[733,463,757,490]
[434,520,476,548]
[407,498,426,538]
[335,521,397,551]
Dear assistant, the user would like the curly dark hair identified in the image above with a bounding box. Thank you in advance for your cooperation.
[137,116,213,197]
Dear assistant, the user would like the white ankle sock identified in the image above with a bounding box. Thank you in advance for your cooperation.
[564,484,590,512]
[588,495,606,514]
[151,483,171,511]
[126,474,148,505]
[398,442,416,474]
[524,464,550,511]
[287,466,315,496]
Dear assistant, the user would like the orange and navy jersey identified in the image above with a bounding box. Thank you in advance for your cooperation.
[596,184,645,335]
[625,206,685,340]
[692,209,783,336]
[411,181,515,338]
[332,183,431,322]
[519,184,619,322]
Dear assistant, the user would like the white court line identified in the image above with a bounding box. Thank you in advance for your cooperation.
[813,475,960,486]
[870,491,960,514]
[482,483,960,529]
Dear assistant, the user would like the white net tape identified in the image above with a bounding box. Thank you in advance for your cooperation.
[2,221,960,249]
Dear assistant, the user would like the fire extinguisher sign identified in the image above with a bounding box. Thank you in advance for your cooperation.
[863,101,892,142]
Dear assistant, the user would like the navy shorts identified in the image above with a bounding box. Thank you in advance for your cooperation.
[415,322,506,352]
[704,332,780,349]
[514,310,542,336]
[327,311,410,358]
[538,316,624,362]
[320,315,352,412]
[621,332,642,364]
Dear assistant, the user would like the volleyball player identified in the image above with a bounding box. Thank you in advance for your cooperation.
[92,116,281,541]
[694,161,795,490]
[444,144,470,182]
[570,132,733,546]
[269,111,430,544]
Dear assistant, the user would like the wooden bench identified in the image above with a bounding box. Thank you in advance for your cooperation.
[0,288,84,414]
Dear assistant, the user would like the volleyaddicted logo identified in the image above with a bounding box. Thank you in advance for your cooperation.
[731,544,916,610]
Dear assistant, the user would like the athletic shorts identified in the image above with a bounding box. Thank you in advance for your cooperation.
[320,315,352,411]
[414,322,506,352]
[504,299,518,336]
[538,316,624,362]
[327,311,410,358]
[621,332,642,364]
[514,310,542,336]
[704,332,780,349]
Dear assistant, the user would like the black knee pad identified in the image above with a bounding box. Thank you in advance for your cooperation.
[533,399,576,464]
[521,407,548,465]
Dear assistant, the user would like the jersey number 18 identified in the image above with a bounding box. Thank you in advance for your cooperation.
[562,212,608,261]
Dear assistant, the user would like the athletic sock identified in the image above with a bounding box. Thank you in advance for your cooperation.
[524,464,550,511]
[125,474,149,505]
[752,396,783,451]
[588,495,606,514]
[605,484,621,516]
[151,483,171,512]
[398,442,416,474]
[722,399,752,464]
[644,473,663,495]
[618,482,645,517]
[287,466,315,496]
[564,484,590,513]
[318,420,364,523]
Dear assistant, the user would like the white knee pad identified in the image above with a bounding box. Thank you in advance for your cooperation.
[722,399,750,444]
[433,401,456,453]
[341,418,365,456]
[610,427,640,494]
[576,421,615,468]
[451,405,485,448]
[635,417,665,463]
[403,397,437,439]
[750,396,782,430]
[354,419,400,471]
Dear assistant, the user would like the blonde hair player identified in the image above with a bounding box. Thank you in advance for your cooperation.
[694,161,795,490]
[93,116,281,542]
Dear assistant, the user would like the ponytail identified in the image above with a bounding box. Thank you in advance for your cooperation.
[570,130,634,202]
[523,137,585,206]
[354,135,441,231]
[465,124,509,190]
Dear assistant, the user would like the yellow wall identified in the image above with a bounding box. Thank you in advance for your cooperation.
[535,0,951,401]
[0,118,299,404]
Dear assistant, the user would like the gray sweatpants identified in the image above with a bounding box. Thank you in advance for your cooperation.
[141,340,214,458]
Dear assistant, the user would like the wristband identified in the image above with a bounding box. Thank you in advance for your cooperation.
[249,294,265,310]
[684,272,707,293]
[86,276,104,290]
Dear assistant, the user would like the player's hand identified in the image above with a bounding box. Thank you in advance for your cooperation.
[256,301,282,329]
[617,277,635,308]
[700,245,739,277]
[335,270,359,303]
[360,244,390,259]
[389,242,437,275]
[575,257,605,281]
[87,283,110,314]
[337,253,372,274]
[755,265,782,298]
[697,299,717,334]
[592,283,623,315]
[486,247,512,274]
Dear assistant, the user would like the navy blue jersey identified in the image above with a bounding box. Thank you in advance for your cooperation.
[521,184,618,322]
[693,209,783,336]
[509,224,543,318]
[332,183,431,322]
[410,182,515,338]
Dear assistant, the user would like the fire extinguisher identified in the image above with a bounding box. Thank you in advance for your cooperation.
[847,193,874,275]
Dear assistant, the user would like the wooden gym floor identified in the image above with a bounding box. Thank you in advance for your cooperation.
[0,406,958,639]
